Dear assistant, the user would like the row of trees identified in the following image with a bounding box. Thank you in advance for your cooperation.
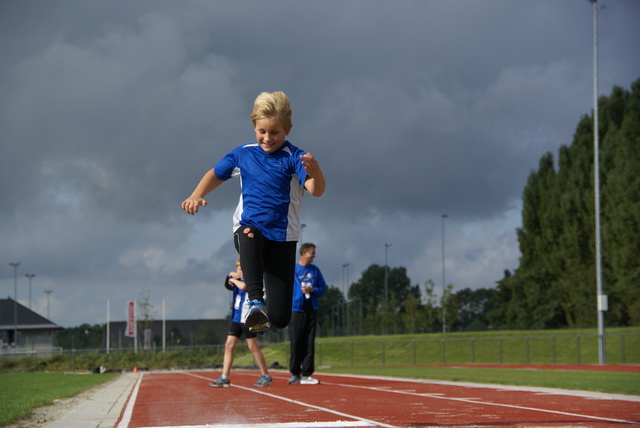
[491,79,640,329]
[319,79,639,334]
[318,264,498,336]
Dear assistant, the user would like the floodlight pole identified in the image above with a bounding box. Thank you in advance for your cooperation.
[591,0,606,365]
[25,274,36,309]
[384,244,391,335]
[384,243,392,309]
[106,300,110,354]
[441,215,448,334]
[45,290,52,319]
[342,262,351,298]
[9,262,20,346]
[343,262,351,334]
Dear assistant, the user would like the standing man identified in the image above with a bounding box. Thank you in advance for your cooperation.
[288,243,326,385]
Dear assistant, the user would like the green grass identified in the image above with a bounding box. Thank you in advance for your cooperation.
[3,327,636,374]
[257,327,640,368]
[0,347,226,373]
[0,372,119,426]
[252,327,640,396]
[316,365,640,396]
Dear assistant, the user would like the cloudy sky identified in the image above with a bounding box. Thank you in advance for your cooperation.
[1,1,638,329]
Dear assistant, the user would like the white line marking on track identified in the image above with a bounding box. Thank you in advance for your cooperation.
[183,372,396,428]
[136,423,375,428]
[320,379,639,425]
[319,372,640,402]
[116,372,144,428]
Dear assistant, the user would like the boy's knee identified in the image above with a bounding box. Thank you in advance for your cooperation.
[239,225,261,240]
[269,313,291,330]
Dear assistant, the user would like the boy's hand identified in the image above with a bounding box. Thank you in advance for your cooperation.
[301,153,326,197]
[182,196,207,215]
[300,153,321,178]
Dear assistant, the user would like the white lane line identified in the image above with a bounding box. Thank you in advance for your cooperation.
[137,423,374,428]
[183,372,395,428]
[318,372,640,402]
[319,379,638,425]
[116,372,144,428]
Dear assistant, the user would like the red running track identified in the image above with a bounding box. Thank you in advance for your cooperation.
[115,370,640,428]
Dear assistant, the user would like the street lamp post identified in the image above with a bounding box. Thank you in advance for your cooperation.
[9,262,20,346]
[591,0,606,365]
[342,262,351,335]
[45,290,53,319]
[384,243,392,335]
[25,274,36,310]
[342,263,351,297]
[441,214,448,334]
[384,243,392,309]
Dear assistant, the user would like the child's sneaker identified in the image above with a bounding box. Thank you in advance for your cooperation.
[287,375,301,384]
[300,376,320,385]
[209,376,230,388]
[245,300,270,332]
[254,375,273,387]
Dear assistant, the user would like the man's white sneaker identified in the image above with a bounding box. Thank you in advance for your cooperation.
[300,376,320,385]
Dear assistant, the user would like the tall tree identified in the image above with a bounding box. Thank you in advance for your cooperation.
[454,287,499,331]
[349,264,386,316]
[422,279,439,332]
[494,78,640,329]
[349,264,420,319]
[401,293,421,333]
[600,80,640,325]
[505,154,565,328]
[439,284,459,332]
[317,285,345,334]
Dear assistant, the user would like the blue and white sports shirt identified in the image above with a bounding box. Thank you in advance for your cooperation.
[230,282,250,323]
[292,263,326,311]
[214,141,308,242]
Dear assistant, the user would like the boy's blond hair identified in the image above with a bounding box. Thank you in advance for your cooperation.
[250,91,292,130]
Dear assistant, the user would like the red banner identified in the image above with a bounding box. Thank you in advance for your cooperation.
[125,301,136,337]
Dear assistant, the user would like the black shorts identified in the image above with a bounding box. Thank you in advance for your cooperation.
[228,321,257,339]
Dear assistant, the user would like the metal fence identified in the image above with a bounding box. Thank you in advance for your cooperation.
[315,332,640,367]
[2,332,638,371]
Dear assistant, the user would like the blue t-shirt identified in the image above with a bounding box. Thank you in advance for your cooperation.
[230,281,250,323]
[292,263,326,311]
[214,141,308,242]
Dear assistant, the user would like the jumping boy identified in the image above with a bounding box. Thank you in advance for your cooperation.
[210,258,272,388]
[182,91,326,332]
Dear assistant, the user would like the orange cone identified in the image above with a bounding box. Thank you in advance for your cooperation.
[133,366,138,374]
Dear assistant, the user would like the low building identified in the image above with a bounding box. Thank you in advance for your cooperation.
[0,297,63,352]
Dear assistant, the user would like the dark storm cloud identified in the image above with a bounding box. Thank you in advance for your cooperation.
[1,0,638,326]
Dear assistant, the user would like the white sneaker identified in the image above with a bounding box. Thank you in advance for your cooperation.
[300,376,320,385]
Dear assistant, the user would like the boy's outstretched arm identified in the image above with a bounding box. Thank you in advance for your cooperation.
[301,153,326,197]
[181,169,224,215]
